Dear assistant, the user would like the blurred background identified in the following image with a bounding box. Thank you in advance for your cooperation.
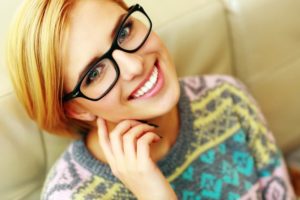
[0,0,19,94]
[1,0,300,199]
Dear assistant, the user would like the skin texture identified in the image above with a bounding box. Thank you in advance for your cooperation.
[63,0,180,199]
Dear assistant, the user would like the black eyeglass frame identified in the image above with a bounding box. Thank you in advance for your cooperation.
[63,4,152,102]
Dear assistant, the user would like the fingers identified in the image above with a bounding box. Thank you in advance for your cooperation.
[97,118,160,173]
[123,124,157,162]
[137,132,161,162]
[109,120,140,160]
[97,119,144,162]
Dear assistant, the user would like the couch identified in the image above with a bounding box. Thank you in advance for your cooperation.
[1,0,300,199]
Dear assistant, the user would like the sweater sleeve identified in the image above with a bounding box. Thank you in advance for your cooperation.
[224,76,296,199]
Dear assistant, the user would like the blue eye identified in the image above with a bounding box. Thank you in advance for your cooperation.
[85,64,104,86]
[118,21,133,45]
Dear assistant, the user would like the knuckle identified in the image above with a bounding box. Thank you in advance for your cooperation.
[121,119,135,128]
[137,137,148,147]
[150,130,157,138]
[145,131,155,138]
[123,134,132,143]
[137,137,145,145]
[138,123,152,130]
[109,131,118,140]
[125,125,148,141]
[137,132,157,145]
[122,120,131,127]
[123,133,133,143]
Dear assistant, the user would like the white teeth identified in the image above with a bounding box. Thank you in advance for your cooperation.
[145,82,152,88]
[141,86,148,93]
[137,90,144,96]
[132,66,158,98]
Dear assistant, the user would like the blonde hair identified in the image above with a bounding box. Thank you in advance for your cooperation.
[6,0,127,137]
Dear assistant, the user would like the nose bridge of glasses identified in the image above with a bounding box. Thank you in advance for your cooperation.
[112,49,143,80]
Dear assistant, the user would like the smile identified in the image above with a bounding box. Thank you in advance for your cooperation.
[129,60,163,100]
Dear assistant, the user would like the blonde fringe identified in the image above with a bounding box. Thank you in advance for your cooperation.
[6,0,128,137]
[6,0,75,137]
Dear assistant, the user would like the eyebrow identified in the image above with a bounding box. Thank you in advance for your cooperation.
[76,13,127,84]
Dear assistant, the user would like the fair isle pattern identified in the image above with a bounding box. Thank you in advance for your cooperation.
[166,76,287,199]
[73,176,132,200]
[41,75,295,200]
[42,151,92,200]
[43,146,135,200]
[171,129,258,199]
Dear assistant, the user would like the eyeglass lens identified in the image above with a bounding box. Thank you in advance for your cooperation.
[80,10,151,100]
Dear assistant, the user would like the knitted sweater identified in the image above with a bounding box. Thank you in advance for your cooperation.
[41,75,295,200]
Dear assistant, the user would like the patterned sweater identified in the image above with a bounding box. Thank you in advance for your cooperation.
[41,75,295,200]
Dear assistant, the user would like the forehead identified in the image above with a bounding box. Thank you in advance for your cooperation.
[63,0,126,90]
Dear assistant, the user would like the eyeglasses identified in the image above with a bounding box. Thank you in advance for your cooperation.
[63,4,152,102]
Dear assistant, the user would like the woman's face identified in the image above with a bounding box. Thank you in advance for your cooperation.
[63,0,180,123]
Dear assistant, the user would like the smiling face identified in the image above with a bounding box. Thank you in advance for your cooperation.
[63,0,180,124]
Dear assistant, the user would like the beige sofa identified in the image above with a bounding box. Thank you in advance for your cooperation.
[1,0,300,199]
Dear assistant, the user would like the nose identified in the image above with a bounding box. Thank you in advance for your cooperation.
[112,50,143,81]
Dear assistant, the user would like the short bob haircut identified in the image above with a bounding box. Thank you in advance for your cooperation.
[6,0,128,137]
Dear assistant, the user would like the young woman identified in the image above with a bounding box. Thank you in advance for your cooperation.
[6,0,295,199]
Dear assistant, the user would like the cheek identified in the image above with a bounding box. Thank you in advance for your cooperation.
[84,101,118,121]
[82,90,125,120]
[147,33,174,65]
[143,32,165,53]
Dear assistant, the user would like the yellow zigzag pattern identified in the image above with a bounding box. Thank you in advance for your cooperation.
[167,123,240,183]
[193,97,232,127]
[74,176,124,200]
[235,106,277,169]
[190,83,259,118]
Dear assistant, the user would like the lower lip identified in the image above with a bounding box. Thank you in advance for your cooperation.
[131,62,164,100]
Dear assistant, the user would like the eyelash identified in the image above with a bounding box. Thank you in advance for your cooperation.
[118,20,133,44]
[85,64,103,86]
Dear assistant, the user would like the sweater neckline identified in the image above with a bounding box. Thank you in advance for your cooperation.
[72,82,194,181]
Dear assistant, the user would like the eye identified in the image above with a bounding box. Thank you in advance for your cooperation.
[85,64,104,86]
[117,20,133,45]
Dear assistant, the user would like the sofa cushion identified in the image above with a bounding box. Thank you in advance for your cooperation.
[223,0,300,151]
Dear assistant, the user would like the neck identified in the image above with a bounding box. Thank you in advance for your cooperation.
[85,104,180,164]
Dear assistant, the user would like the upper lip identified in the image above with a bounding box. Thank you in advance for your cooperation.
[128,60,158,99]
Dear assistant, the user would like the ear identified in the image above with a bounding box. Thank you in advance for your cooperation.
[63,101,96,122]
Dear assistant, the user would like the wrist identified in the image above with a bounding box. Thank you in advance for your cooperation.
[136,189,177,200]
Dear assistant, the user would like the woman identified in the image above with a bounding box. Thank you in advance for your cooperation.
[6,0,295,199]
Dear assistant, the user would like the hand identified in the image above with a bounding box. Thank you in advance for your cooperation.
[97,118,177,200]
